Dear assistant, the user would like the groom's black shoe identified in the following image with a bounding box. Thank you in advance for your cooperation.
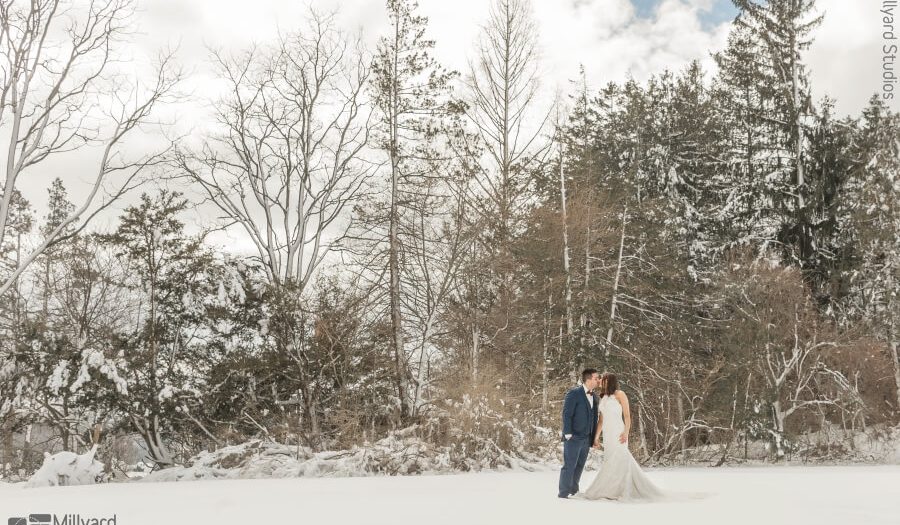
[558,494,569,499]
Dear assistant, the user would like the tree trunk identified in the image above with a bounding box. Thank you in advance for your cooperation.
[771,399,786,458]
[888,268,900,410]
[42,253,51,318]
[388,18,409,421]
[890,329,900,412]
[677,393,686,463]
[635,376,650,459]
[132,414,174,467]
[792,34,805,212]
[542,278,552,412]
[305,389,321,447]
[469,239,480,382]
[605,203,627,355]
[580,193,592,338]
[559,159,573,336]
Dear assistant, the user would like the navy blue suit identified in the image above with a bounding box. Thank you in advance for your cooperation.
[558,385,599,497]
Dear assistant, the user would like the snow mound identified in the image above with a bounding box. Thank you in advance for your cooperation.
[141,427,555,483]
[25,445,104,487]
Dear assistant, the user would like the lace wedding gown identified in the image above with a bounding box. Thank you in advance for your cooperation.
[584,394,666,502]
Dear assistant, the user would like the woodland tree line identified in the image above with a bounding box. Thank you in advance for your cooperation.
[0,0,898,477]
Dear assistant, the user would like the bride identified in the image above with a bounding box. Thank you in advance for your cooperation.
[583,372,666,502]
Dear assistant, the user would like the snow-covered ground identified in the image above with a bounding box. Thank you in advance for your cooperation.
[2,465,898,525]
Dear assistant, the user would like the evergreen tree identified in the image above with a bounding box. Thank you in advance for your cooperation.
[713,1,821,270]
[38,178,77,318]
[712,23,773,251]
[842,97,900,409]
[802,97,857,305]
[99,191,217,466]
[650,62,725,279]
[41,179,76,239]
[368,0,460,420]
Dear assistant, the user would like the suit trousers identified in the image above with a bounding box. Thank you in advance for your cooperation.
[558,435,591,497]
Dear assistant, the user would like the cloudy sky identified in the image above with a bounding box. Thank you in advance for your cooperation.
[12,0,897,248]
[134,0,893,116]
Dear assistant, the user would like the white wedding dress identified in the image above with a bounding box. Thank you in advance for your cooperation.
[584,394,666,502]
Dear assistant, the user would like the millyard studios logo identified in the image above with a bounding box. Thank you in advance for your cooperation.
[884,0,898,100]
[8,514,117,525]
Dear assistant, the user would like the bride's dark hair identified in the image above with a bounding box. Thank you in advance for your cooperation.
[600,373,618,396]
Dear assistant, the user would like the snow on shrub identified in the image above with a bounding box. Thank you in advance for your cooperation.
[69,347,128,395]
[139,422,558,483]
[25,447,105,487]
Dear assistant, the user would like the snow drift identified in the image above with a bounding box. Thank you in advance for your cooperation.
[140,426,556,483]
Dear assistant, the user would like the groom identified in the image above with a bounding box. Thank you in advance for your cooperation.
[558,368,600,499]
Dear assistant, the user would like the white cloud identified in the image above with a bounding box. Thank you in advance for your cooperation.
[805,0,897,116]
[9,0,894,230]
[135,0,891,116]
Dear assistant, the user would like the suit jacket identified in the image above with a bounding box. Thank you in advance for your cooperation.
[561,385,599,441]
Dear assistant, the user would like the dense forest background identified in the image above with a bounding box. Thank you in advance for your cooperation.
[1,0,898,478]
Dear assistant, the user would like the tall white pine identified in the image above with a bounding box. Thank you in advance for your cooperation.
[371,0,458,419]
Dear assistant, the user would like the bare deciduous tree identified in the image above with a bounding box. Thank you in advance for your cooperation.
[177,9,372,293]
[460,0,550,369]
[175,10,373,448]
[464,0,547,240]
[729,259,862,457]
[0,0,181,296]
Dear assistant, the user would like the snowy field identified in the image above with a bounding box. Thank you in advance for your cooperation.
[3,465,899,525]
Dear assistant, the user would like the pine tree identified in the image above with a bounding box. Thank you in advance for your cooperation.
[843,96,900,409]
[370,0,460,419]
[727,0,824,267]
[802,97,857,305]
[0,190,33,346]
[41,179,76,239]
[713,21,778,253]
[38,179,76,318]
[99,190,213,467]
[650,62,725,279]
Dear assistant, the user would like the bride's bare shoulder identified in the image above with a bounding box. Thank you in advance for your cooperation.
[613,389,628,400]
